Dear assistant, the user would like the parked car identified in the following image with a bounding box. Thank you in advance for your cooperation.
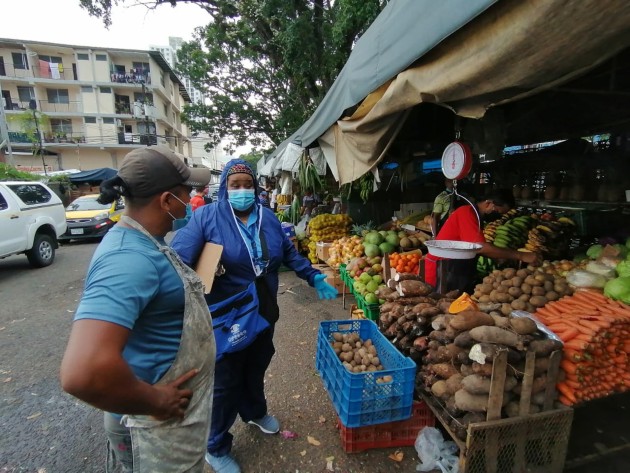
[0,181,67,267]
[58,194,124,242]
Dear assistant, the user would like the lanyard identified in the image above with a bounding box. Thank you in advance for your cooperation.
[230,205,269,276]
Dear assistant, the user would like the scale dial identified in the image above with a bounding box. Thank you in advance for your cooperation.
[441,141,472,180]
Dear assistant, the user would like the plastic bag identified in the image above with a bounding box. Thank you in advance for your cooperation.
[566,269,608,288]
[415,427,459,473]
[295,216,309,239]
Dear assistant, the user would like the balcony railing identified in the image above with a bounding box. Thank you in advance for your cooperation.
[7,131,31,143]
[118,132,157,145]
[110,71,151,85]
[3,100,83,113]
[0,62,73,80]
[115,103,132,114]
[44,132,86,144]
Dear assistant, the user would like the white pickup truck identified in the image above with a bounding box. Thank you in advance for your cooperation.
[0,181,67,267]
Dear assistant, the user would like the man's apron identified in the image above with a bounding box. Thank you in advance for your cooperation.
[120,216,216,473]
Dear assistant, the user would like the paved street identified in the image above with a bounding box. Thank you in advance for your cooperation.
[0,242,103,473]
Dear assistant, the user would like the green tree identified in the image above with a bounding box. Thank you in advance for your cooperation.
[78,0,385,149]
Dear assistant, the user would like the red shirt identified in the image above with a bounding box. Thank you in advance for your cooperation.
[424,205,484,287]
[190,194,206,211]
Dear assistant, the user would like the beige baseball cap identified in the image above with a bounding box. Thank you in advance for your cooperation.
[117,146,211,197]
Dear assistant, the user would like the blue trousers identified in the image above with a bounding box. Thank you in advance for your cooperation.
[207,327,275,456]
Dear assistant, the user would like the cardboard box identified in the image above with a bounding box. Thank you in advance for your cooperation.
[316,241,332,262]
[193,243,224,294]
[350,304,365,320]
[312,263,344,294]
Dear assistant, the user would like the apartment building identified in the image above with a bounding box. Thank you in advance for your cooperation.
[0,38,193,172]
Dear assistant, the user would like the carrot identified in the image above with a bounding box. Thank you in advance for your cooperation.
[557,382,577,404]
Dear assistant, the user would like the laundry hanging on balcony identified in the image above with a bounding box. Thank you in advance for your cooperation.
[39,60,51,79]
[50,63,60,79]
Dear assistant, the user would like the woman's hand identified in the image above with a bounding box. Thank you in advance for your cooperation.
[151,369,199,420]
[314,274,338,300]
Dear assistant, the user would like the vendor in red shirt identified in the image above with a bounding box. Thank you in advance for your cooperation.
[424,189,542,293]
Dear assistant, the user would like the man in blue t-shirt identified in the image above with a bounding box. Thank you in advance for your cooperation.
[60,146,213,472]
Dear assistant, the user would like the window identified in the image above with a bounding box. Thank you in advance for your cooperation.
[81,86,93,93]
[95,54,107,61]
[100,87,112,93]
[51,118,73,134]
[0,192,7,211]
[12,52,28,69]
[47,89,69,104]
[17,86,35,102]
[84,116,97,124]
[39,55,62,64]
[163,103,168,115]
[132,61,150,72]
[114,64,125,73]
[103,117,115,124]
[160,71,165,87]
[77,53,89,60]
[133,92,153,104]
[8,184,52,205]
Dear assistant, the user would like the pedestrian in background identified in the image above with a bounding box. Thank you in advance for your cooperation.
[270,185,279,212]
[171,159,337,473]
[60,146,215,473]
[430,178,454,236]
[191,186,209,211]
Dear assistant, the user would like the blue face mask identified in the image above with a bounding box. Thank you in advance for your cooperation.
[169,193,192,231]
[228,189,256,212]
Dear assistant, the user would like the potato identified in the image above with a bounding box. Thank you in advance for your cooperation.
[545,291,560,302]
[520,283,532,295]
[531,286,546,296]
[508,286,523,298]
[479,283,494,294]
[518,293,530,302]
[332,332,344,342]
[524,276,542,287]
[341,343,352,352]
[449,311,495,331]
[543,280,554,292]
[511,276,524,287]
[529,296,548,308]
[511,299,527,311]
[500,279,513,288]
[503,268,517,279]
[509,317,538,335]
[501,303,513,316]
[478,295,491,303]
[496,285,508,294]
[516,269,530,278]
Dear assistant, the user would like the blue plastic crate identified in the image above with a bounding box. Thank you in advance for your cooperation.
[316,319,416,428]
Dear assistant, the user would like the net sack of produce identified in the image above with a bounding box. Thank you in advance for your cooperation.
[415,426,459,473]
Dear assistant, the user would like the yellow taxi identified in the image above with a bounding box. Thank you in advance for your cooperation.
[58,194,124,242]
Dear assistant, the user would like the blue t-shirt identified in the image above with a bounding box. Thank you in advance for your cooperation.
[74,226,185,386]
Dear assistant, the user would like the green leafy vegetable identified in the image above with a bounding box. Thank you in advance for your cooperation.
[604,276,630,304]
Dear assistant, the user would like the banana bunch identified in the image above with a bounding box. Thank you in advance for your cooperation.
[483,209,519,242]
[492,215,532,249]
[522,217,576,256]
[358,172,374,204]
[276,194,292,206]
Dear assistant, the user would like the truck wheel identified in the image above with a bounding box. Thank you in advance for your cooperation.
[26,234,56,268]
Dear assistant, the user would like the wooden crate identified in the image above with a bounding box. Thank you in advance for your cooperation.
[422,350,573,473]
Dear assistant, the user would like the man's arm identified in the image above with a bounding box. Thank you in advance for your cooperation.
[60,320,196,419]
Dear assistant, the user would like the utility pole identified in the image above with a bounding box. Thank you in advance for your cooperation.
[0,81,15,165]
[29,99,47,176]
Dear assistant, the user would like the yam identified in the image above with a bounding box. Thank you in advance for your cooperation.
[469,343,522,364]
[431,315,449,331]
[420,306,441,317]
[375,287,395,299]
[445,373,464,395]
[431,363,460,379]
[445,397,465,418]
[534,357,550,376]
[461,411,485,426]
[504,401,540,418]
[528,339,563,357]
[513,375,548,395]
[397,280,433,297]
[531,391,547,406]
[431,380,449,399]
[449,311,495,331]
[460,364,474,376]
[454,330,475,348]
[471,362,494,377]
[428,330,451,344]
[509,317,538,335]
[461,374,518,395]
[489,313,511,328]
[454,389,489,412]
[469,326,521,348]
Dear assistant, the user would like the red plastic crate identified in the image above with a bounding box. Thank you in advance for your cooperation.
[338,400,435,453]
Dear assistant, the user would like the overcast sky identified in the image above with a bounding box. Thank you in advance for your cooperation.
[2,0,207,50]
